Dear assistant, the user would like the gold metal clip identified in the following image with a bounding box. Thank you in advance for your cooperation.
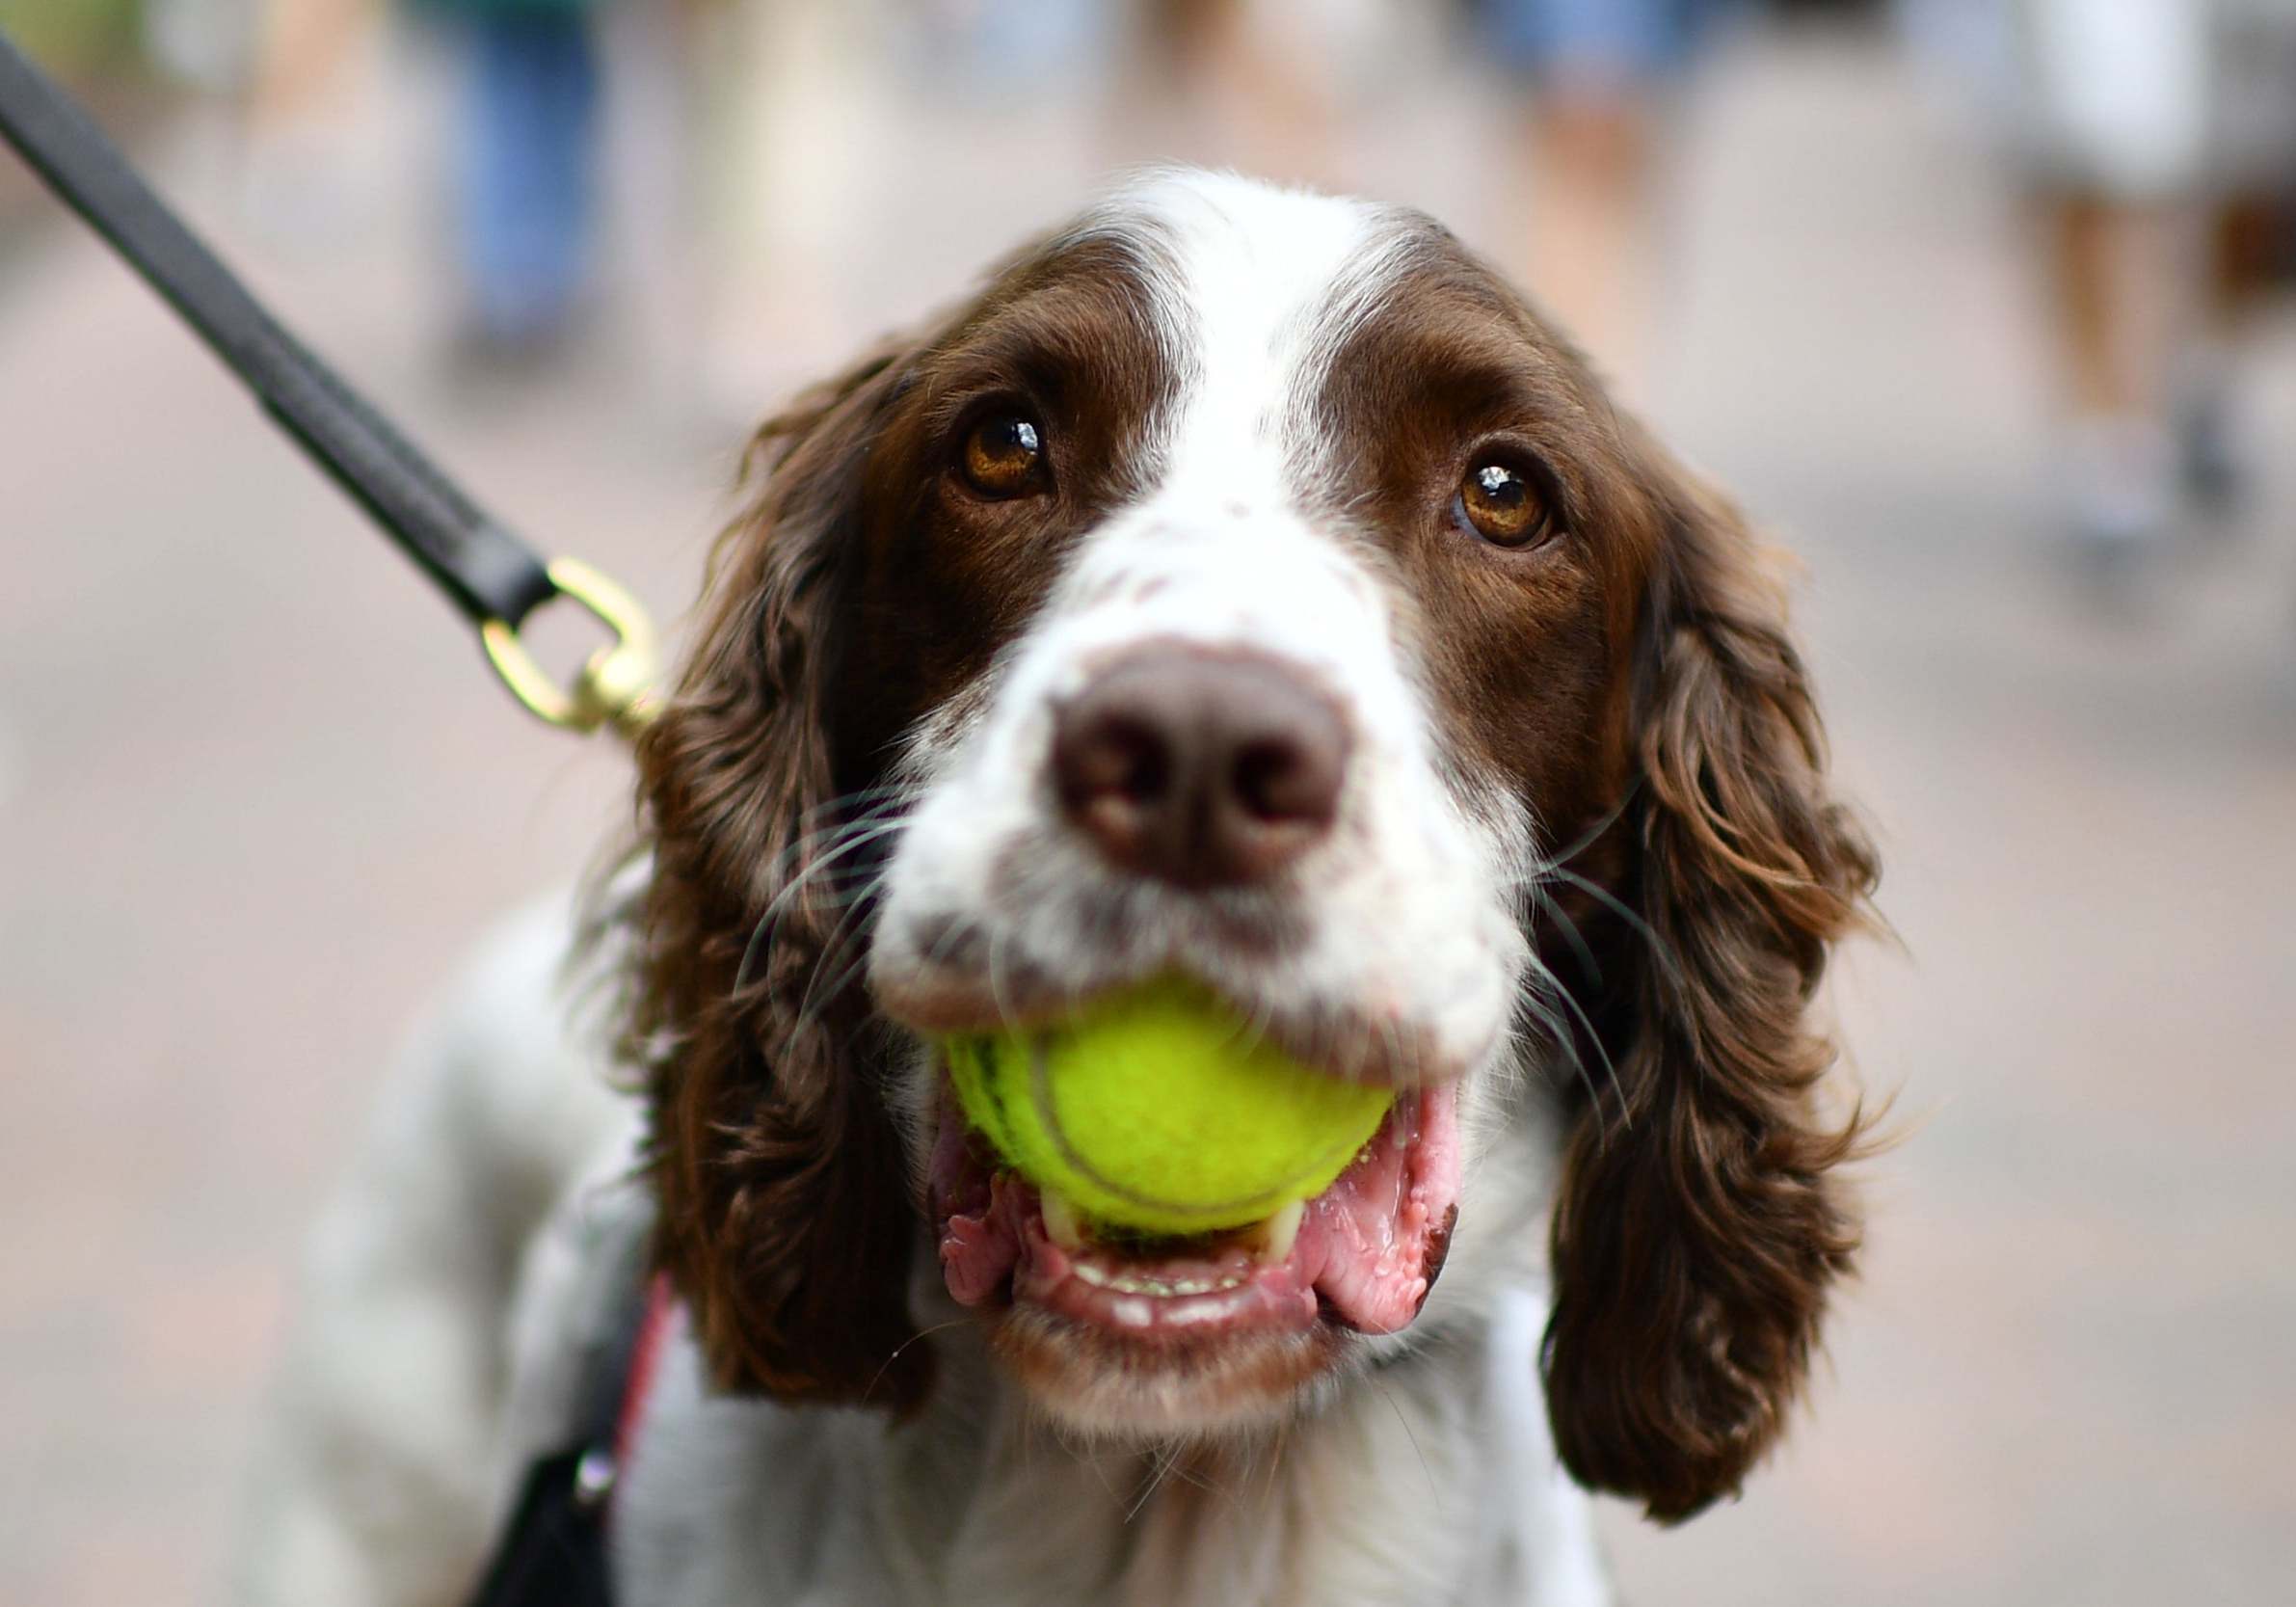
[480,558,661,737]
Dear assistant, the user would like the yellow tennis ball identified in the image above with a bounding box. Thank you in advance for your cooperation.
[944,979,1392,1238]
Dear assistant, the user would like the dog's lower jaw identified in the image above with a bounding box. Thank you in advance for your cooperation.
[991,1306,1352,1442]
[911,1099,1476,1455]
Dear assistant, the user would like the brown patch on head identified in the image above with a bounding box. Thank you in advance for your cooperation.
[1306,226,1657,849]
[1307,219,1880,1520]
[621,226,1179,1414]
[833,230,1182,787]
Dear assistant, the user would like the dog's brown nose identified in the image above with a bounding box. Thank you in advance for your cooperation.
[1052,647,1348,889]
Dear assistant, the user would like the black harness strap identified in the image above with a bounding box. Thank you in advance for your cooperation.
[466,1442,620,1607]
[0,31,558,630]
[466,1265,659,1607]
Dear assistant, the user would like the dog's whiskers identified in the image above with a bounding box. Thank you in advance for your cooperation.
[858,1318,970,1409]
[1541,862,1689,1002]
[984,924,1021,1041]
[794,785,912,827]
[734,814,910,1001]
[1520,946,1630,1135]
[782,870,893,1051]
[1489,785,1636,903]
[1125,1443,1188,1522]
[759,794,908,891]
[1372,1377,1440,1509]
[1527,878,1605,991]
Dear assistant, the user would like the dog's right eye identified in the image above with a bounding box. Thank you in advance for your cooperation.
[1455,458,1555,549]
[960,411,1048,498]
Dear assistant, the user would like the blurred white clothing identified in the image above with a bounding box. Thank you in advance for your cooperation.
[1905,0,2296,198]
[2020,0,2211,199]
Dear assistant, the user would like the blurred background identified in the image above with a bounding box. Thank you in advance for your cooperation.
[3,0,2293,1601]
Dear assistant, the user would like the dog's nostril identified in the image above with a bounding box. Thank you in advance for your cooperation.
[1051,648,1348,888]
[1105,719,1171,804]
[1056,713,1170,812]
[1232,737,1339,827]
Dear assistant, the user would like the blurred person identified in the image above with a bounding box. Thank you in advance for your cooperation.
[2178,0,2296,511]
[675,0,933,414]
[1475,0,1742,392]
[2015,0,2213,567]
[679,0,1397,415]
[414,0,611,359]
[217,0,390,251]
[145,0,270,94]
[1912,0,2296,572]
[225,0,611,358]
[1119,0,1367,186]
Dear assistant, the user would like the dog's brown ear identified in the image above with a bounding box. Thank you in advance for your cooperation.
[625,341,930,1411]
[1543,444,1879,1520]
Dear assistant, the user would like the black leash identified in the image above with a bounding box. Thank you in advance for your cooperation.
[0,29,655,736]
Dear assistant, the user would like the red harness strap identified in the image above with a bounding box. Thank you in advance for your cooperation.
[609,1274,680,1502]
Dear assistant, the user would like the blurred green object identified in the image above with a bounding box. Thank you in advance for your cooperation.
[0,0,147,75]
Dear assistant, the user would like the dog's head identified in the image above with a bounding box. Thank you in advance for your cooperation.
[622,172,1875,1520]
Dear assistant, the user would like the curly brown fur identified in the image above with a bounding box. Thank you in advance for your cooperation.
[1541,446,1880,1522]
[622,343,934,1411]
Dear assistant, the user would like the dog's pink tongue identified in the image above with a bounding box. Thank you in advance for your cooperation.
[934,1085,1464,1337]
[1304,1085,1460,1334]
[941,1173,1025,1307]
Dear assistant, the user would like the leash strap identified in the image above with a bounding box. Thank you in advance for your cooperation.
[0,30,656,735]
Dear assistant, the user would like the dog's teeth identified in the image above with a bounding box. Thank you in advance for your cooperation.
[1247,1200,1306,1264]
[1041,1189,1086,1251]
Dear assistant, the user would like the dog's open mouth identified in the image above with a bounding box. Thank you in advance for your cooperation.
[931,1080,1460,1342]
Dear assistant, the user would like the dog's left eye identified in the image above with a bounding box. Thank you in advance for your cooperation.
[1455,459,1554,548]
[960,411,1048,498]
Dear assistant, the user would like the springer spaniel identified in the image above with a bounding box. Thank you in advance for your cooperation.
[237,170,1876,1607]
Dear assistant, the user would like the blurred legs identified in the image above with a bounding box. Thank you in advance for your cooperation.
[458,11,601,351]
[1518,86,1661,387]
[1483,0,1725,392]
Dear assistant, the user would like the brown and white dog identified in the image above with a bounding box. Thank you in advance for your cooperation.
[237,171,1876,1607]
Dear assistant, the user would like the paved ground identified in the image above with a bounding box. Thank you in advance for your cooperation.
[3,21,2293,1606]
